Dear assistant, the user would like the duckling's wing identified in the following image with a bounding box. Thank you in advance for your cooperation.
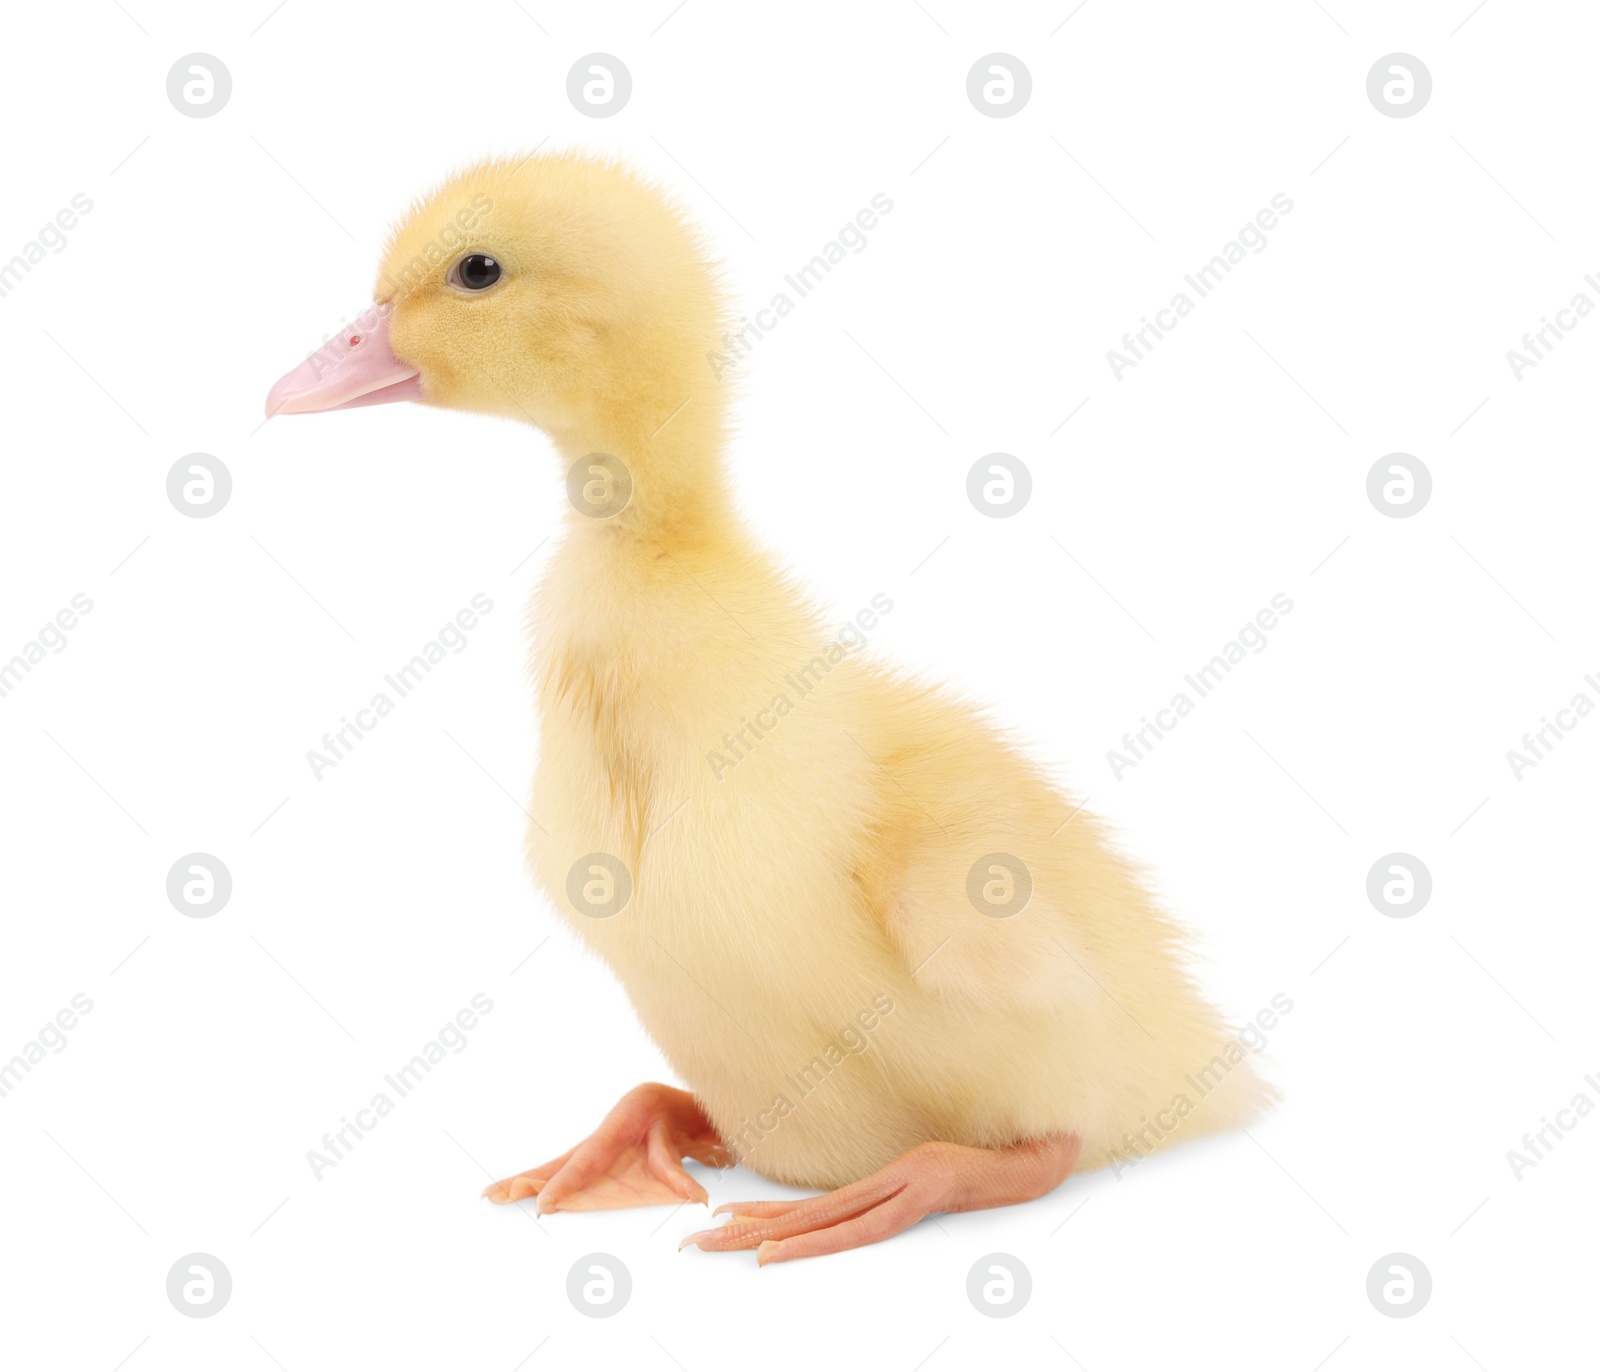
[869,821,1119,1014]
[853,680,1174,1016]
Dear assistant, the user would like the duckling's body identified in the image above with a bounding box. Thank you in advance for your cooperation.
[531,513,1262,1190]
[267,152,1269,1259]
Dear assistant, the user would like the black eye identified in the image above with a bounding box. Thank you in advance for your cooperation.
[454,253,501,290]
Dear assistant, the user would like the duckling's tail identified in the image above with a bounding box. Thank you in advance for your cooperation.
[1079,1039,1281,1176]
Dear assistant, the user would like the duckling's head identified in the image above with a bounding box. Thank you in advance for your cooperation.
[266,153,727,455]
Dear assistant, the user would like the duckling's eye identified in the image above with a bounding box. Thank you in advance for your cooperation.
[451,253,502,290]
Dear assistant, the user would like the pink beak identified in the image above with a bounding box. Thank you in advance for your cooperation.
[265,305,422,417]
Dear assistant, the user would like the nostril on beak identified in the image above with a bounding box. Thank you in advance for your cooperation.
[265,305,417,415]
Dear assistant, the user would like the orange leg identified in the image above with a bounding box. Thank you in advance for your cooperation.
[681,1134,1081,1264]
[482,1082,731,1213]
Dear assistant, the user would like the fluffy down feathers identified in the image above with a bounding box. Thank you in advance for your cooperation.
[379,153,1271,1188]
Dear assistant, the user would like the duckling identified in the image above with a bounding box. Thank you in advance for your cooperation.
[266,153,1271,1263]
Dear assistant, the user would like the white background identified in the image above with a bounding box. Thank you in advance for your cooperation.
[2,1,1595,1368]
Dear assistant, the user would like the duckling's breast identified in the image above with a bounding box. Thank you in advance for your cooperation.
[522,639,945,1183]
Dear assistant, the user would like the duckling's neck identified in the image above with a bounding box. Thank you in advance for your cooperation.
[534,389,767,795]
[546,388,739,553]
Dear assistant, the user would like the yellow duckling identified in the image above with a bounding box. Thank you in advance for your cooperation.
[266,153,1271,1263]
